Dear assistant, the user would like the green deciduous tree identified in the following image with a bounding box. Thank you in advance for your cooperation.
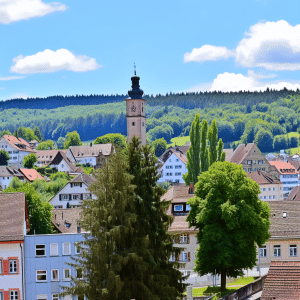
[187,162,271,291]
[0,150,10,166]
[151,137,168,157]
[33,126,43,141]
[23,153,38,168]
[94,133,127,150]
[4,180,53,234]
[36,140,54,150]
[183,113,201,185]
[64,131,82,149]
[56,137,66,149]
[254,128,273,152]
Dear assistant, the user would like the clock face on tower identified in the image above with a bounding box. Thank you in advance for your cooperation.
[131,104,136,112]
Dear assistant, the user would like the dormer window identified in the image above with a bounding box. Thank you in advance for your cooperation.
[174,205,183,212]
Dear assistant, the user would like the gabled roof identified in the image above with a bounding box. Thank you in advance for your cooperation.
[288,159,300,171]
[286,186,300,201]
[261,261,300,300]
[50,151,82,173]
[267,200,300,239]
[69,144,113,158]
[36,149,67,162]
[247,171,282,185]
[269,161,299,174]
[70,173,97,186]
[0,192,30,241]
[19,169,44,181]
[1,135,35,152]
[51,208,85,234]
[161,183,195,203]
[230,143,256,164]
[159,148,187,165]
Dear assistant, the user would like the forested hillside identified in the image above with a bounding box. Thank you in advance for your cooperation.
[0,90,300,153]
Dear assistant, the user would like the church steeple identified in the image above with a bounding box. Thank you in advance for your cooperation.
[125,67,147,145]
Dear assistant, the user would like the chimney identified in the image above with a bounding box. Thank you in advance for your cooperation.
[189,182,194,194]
[90,143,92,147]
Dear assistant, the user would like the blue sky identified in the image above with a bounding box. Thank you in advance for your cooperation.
[0,0,300,100]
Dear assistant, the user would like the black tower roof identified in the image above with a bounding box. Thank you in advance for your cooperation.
[128,72,144,99]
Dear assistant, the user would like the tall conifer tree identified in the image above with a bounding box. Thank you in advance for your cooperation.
[63,149,138,299]
[200,119,209,172]
[208,119,218,166]
[183,113,201,185]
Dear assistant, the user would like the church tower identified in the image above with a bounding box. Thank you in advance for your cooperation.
[125,69,146,145]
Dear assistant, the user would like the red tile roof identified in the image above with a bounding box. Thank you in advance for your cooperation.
[269,161,299,174]
[261,261,300,300]
[1,135,35,152]
[247,171,282,185]
[19,169,44,181]
[0,192,29,241]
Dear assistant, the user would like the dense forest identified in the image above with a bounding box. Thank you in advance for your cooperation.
[0,89,300,153]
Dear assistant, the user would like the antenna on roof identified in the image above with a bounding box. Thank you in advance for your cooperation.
[134,62,136,75]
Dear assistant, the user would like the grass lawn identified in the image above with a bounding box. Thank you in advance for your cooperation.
[227,276,256,286]
[169,136,190,147]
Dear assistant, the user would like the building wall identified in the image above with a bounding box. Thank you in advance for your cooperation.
[0,242,24,300]
[126,99,146,146]
[0,176,14,190]
[257,239,300,268]
[25,233,85,300]
[259,183,283,201]
[170,232,198,273]
[280,174,300,198]
[75,156,96,167]
[158,153,187,183]
[49,183,95,209]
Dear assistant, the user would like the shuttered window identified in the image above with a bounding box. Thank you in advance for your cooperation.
[63,242,71,255]
[50,243,58,256]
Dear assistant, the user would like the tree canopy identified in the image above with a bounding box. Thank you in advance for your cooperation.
[187,162,271,291]
[0,150,10,166]
[64,131,82,149]
[23,153,38,169]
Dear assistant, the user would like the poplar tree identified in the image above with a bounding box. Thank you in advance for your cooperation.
[64,149,138,299]
[183,113,201,185]
[123,136,185,299]
[200,119,209,172]
[208,119,218,166]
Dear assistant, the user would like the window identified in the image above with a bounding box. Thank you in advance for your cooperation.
[290,245,297,257]
[52,295,59,300]
[169,252,175,261]
[175,165,182,169]
[253,160,256,164]
[259,246,267,257]
[248,168,251,172]
[73,194,80,200]
[175,159,179,162]
[50,243,58,256]
[61,195,69,200]
[273,195,276,199]
[63,268,71,280]
[132,122,135,126]
[269,195,272,199]
[36,244,46,256]
[262,188,266,191]
[174,205,183,212]
[258,160,263,164]
[10,291,18,300]
[63,243,71,255]
[76,268,83,279]
[175,172,181,176]
[36,270,47,282]
[169,173,173,176]
[268,188,271,191]
[274,245,281,257]
[181,252,188,261]
[283,212,287,218]
[75,242,81,254]
[9,260,17,274]
[247,160,252,165]
[186,204,191,211]
[51,269,59,281]
[273,187,275,191]
[264,196,266,199]
[0,292,3,300]
[0,259,2,274]
[180,234,188,244]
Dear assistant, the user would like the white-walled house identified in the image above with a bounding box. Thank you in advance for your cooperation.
[66,143,113,168]
[158,148,187,184]
[49,151,84,174]
[0,167,25,189]
[0,135,36,168]
[49,173,97,209]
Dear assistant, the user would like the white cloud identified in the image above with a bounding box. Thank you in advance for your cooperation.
[184,45,235,63]
[210,72,300,92]
[10,49,102,74]
[0,76,25,80]
[0,0,67,24]
[236,20,300,70]
[5,93,30,100]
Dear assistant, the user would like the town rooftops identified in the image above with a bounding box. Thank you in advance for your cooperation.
[288,159,300,171]
[159,148,187,165]
[229,143,255,164]
[267,200,300,239]
[261,261,300,300]
[70,173,97,186]
[51,208,85,234]
[69,144,113,158]
[161,183,195,203]
[0,192,30,241]
[50,151,83,173]
[1,135,35,152]
[246,171,282,185]
[269,161,299,174]
[19,168,44,181]
[286,186,300,201]
[223,148,234,161]
[36,149,68,165]
[0,166,24,178]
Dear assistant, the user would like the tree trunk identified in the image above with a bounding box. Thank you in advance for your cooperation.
[221,270,226,292]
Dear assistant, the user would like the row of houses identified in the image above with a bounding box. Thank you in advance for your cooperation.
[0,135,113,170]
